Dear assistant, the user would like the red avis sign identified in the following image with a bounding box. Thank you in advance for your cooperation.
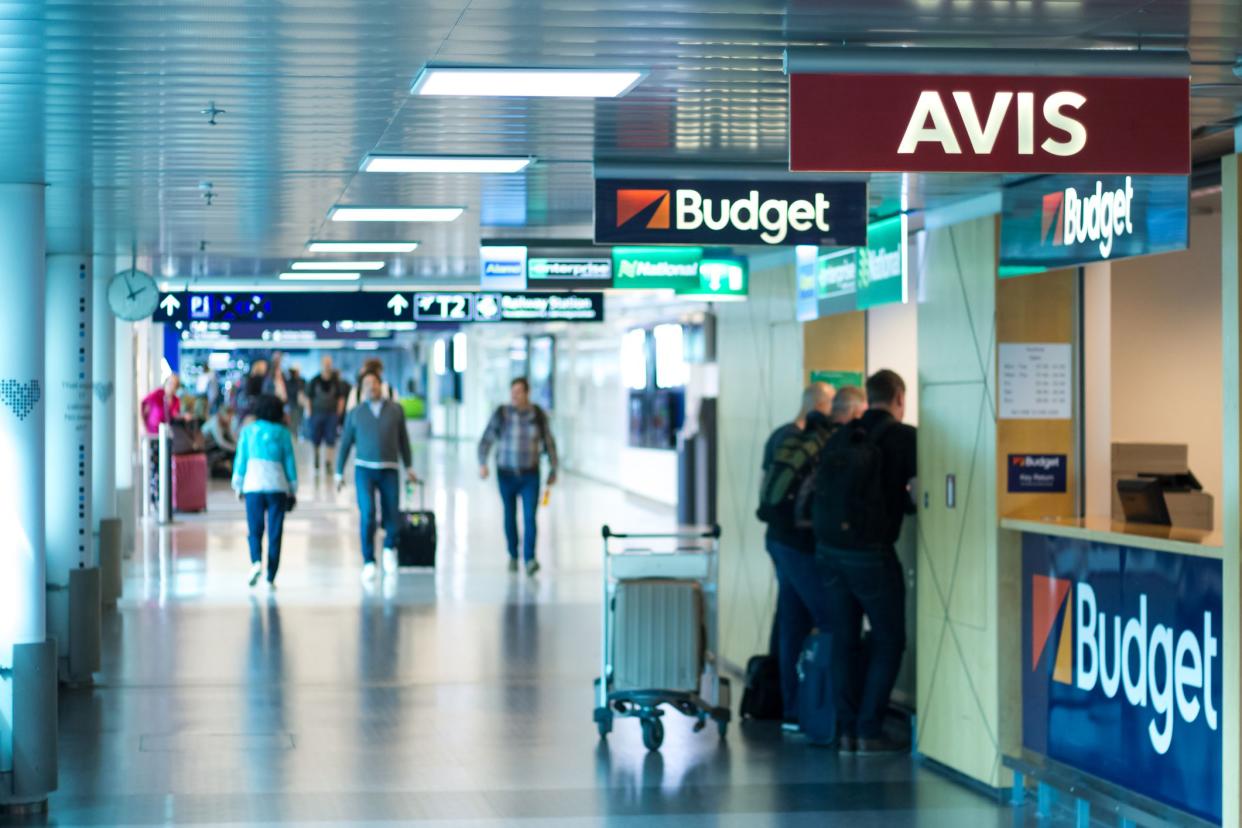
[789,74,1189,175]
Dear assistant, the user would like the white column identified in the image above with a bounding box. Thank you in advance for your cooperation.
[114,320,135,551]
[91,257,115,522]
[44,254,92,676]
[0,184,47,774]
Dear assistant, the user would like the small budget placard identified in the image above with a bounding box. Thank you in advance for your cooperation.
[1008,454,1067,493]
[999,343,1072,420]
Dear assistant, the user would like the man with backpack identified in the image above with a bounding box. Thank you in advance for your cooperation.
[813,369,917,753]
[756,383,866,732]
[478,377,558,576]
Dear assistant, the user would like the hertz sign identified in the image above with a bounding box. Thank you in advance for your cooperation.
[1022,534,1222,824]
[594,179,868,247]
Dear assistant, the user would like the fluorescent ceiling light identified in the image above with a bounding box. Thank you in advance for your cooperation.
[411,67,645,98]
[290,261,385,271]
[278,272,362,281]
[330,206,464,223]
[307,241,419,253]
[362,155,532,174]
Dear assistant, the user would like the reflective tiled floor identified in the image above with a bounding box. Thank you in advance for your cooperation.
[32,441,1044,826]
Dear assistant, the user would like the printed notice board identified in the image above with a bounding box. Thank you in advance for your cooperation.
[999,343,1072,420]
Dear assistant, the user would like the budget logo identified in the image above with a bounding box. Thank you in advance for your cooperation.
[1030,573,1219,756]
[1040,176,1135,258]
[1041,192,1064,246]
[616,189,670,230]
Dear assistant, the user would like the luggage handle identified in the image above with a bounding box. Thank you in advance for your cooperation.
[602,524,721,540]
[404,478,426,511]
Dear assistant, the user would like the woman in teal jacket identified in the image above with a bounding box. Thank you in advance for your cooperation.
[232,395,298,589]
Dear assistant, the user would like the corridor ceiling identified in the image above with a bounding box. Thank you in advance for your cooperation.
[20,0,1242,283]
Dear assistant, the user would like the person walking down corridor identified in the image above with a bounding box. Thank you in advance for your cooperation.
[478,377,558,577]
[757,383,867,733]
[335,372,417,585]
[306,355,346,474]
[232,395,298,591]
[813,369,917,754]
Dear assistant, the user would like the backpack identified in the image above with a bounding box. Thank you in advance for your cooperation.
[812,418,897,550]
[756,421,833,527]
[739,654,783,721]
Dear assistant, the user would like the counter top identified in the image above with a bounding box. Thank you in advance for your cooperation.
[1000,516,1223,559]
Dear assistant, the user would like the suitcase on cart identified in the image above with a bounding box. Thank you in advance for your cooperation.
[171,452,208,512]
[613,580,703,692]
[397,481,436,568]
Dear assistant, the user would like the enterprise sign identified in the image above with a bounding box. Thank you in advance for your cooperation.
[1023,533,1222,823]
[594,179,868,247]
[527,257,612,289]
[999,174,1188,272]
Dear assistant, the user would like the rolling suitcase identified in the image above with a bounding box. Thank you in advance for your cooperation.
[612,579,703,692]
[171,452,208,512]
[397,481,436,568]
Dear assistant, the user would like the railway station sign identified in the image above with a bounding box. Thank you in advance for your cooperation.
[999,174,1188,272]
[790,74,1189,175]
[595,179,868,247]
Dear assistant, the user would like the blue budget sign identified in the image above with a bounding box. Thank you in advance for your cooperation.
[1022,534,1222,824]
[1007,454,1066,493]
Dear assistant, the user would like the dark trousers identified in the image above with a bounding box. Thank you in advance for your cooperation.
[817,545,906,739]
[767,537,833,720]
[356,467,401,564]
[245,492,288,582]
[498,470,540,562]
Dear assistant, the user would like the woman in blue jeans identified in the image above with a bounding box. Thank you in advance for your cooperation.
[232,395,298,591]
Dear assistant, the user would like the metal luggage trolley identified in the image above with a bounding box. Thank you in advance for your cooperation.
[593,524,731,751]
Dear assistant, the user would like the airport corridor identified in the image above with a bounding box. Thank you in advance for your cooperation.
[36,442,1017,827]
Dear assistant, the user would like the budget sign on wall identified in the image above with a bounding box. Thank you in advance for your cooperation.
[1022,533,1222,823]
[999,174,1188,271]
[594,179,867,247]
[789,74,1189,175]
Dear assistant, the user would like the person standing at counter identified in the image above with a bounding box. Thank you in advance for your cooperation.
[813,369,917,754]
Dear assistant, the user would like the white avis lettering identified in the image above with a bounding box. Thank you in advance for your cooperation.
[898,90,1087,158]
[676,189,832,244]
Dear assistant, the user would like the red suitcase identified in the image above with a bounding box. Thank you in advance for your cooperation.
[172,452,208,512]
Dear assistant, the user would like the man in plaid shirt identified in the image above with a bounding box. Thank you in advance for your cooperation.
[478,377,558,576]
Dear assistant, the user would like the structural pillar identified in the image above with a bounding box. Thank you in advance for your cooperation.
[0,183,58,810]
[45,254,99,684]
[92,257,121,602]
[114,319,136,554]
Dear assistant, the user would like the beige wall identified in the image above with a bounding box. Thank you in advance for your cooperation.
[716,250,805,670]
[1110,204,1223,528]
[867,299,920,425]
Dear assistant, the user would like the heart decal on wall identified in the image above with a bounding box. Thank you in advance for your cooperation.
[0,379,41,420]
[94,381,114,403]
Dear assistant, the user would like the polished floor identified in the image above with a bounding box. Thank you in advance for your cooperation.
[27,441,1051,826]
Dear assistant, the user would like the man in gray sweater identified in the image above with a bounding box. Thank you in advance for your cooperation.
[335,372,418,583]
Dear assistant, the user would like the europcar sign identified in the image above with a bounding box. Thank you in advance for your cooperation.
[594,179,867,247]
[790,74,1189,175]
[1022,534,1222,823]
[999,174,1188,271]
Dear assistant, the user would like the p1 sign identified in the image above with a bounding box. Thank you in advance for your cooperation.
[790,73,1189,175]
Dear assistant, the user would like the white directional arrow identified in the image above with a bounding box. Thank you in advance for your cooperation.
[387,293,410,316]
[159,294,181,317]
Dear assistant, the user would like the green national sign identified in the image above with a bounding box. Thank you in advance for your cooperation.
[809,370,865,390]
[676,258,748,300]
[855,215,905,309]
[612,246,702,290]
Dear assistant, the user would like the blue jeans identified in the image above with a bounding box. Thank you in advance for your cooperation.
[767,538,834,720]
[356,467,401,564]
[245,492,288,582]
[817,545,907,739]
[498,470,540,562]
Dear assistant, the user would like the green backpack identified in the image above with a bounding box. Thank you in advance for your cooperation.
[756,421,835,528]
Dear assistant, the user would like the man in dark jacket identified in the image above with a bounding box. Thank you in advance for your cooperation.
[336,372,418,584]
[816,369,917,753]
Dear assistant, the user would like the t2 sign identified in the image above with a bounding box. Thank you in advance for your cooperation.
[789,74,1189,175]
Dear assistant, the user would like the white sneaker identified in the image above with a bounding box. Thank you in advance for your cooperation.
[360,562,378,584]
[248,562,263,587]
[381,547,399,575]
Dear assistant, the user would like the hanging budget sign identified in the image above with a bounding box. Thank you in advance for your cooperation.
[999,174,1188,271]
[594,179,868,247]
[1023,533,1222,824]
[789,74,1189,175]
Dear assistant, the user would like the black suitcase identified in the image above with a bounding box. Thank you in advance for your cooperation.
[398,482,436,568]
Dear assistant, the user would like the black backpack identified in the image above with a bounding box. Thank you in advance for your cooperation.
[756,421,834,527]
[812,418,896,550]
[739,654,783,721]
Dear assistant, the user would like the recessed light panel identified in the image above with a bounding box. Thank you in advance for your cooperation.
[290,261,385,271]
[362,155,531,174]
[411,67,645,98]
[307,241,420,253]
[330,206,464,223]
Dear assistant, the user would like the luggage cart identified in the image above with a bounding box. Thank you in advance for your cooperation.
[593,524,731,751]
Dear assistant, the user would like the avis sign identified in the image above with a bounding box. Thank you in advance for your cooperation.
[790,74,1189,175]
[594,179,867,247]
[1022,534,1222,824]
